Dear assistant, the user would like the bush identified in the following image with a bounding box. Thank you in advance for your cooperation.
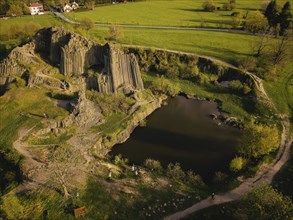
[186,170,205,186]
[213,171,228,184]
[108,24,123,41]
[150,77,180,96]
[245,11,269,33]
[80,17,94,31]
[144,159,162,172]
[86,90,134,116]
[230,156,246,172]
[242,185,293,219]
[236,57,257,71]
[202,0,216,12]
[223,2,236,11]
[113,154,128,167]
[237,123,280,158]
[243,84,252,94]
[167,163,185,180]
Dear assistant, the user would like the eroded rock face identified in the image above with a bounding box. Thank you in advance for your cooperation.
[0,27,144,94]
[0,43,36,76]
[37,27,143,93]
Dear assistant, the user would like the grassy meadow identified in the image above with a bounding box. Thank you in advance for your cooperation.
[65,0,288,28]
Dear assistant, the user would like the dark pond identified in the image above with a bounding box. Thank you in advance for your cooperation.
[111,96,242,182]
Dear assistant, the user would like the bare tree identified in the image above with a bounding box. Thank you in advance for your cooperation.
[48,145,81,198]
[271,34,292,66]
[251,31,273,57]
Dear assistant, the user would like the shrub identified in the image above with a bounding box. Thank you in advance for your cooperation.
[144,159,162,172]
[167,163,185,180]
[242,185,293,219]
[186,170,205,186]
[150,77,180,96]
[231,14,242,28]
[236,57,257,71]
[243,84,252,94]
[202,0,216,12]
[80,17,94,31]
[113,154,128,167]
[108,24,123,41]
[230,156,246,172]
[245,11,269,33]
[213,171,228,184]
[223,1,236,11]
[237,123,280,158]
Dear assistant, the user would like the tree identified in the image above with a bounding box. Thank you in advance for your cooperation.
[237,123,280,158]
[150,77,180,96]
[251,31,272,56]
[270,34,292,66]
[246,11,269,33]
[279,1,292,36]
[230,156,246,172]
[231,13,242,28]
[80,17,94,31]
[48,145,81,198]
[144,159,162,172]
[242,185,293,219]
[108,24,123,41]
[264,0,279,28]
[222,0,236,11]
[167,163,185,180]
[84,0,95,10]
[202,0,216,12]
[6,4,23,16]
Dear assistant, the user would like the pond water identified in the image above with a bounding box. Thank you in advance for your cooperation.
[111,96,242,182]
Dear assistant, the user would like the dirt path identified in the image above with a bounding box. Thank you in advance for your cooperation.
[11,124,48,194]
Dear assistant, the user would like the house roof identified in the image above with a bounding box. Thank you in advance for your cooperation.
[29,2,43,7]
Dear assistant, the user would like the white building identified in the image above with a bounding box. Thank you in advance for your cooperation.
[29,2,44,15]
[63,3,73,13]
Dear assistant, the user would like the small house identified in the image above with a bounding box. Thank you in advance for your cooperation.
[29,2,44,15]
[63,3,73,13]
[71,1,79,10]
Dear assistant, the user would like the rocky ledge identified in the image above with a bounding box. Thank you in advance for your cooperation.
[0,27,144,94]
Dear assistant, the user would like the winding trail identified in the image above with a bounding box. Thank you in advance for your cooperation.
[9,19,291,217]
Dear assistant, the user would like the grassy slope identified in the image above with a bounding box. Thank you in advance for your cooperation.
[92,26,262,62]
[66,0,288,28]
[0,86,68,151]
[264,64,293,134]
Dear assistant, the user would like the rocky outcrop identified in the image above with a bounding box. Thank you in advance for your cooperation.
[64,92,102,128]
[0,77,15,95]
[0,27,144,95]
[0,43,36,77]
[34,27,144,94]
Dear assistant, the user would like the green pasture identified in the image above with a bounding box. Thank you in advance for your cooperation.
[65,0,288,28]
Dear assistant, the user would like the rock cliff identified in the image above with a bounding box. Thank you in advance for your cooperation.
[0,27,144,94]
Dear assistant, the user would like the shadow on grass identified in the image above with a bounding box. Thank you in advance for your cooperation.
[175,8,205,13]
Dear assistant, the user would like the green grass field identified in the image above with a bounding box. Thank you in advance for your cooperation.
[65,0,288,28]
[0,13,61,27]
[0,13,276,63]
[0,86,68,151]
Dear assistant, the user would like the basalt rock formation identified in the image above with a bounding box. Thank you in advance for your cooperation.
[35,27,144,93]
[0,27,144,94]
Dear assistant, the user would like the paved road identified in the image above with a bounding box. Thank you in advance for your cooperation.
[53,11,251,34]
